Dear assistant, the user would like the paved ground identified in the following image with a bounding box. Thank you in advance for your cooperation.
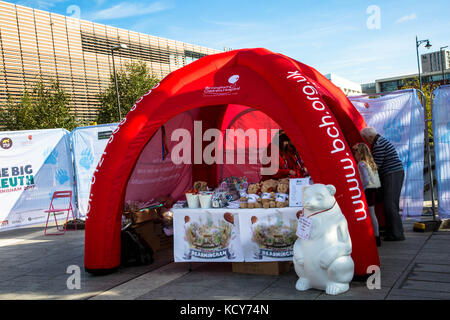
[0,219,449,300]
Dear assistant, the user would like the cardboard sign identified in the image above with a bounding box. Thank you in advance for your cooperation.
[296,216,312,240]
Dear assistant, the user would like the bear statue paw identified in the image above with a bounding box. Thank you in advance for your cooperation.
[294,257,304,266]
[325,282,349,295]
[295,278,311,291]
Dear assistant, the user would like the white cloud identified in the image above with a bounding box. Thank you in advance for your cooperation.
[88,1,172,20]
[16,0,67,10]
[396,13,417,24]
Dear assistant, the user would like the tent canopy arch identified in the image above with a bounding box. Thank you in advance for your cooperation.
[84,48,379,276]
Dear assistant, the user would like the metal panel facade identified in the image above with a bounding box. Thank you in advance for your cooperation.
[0,1,221,122]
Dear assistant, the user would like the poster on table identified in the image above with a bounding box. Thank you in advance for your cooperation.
[349,89,424,218]
[71,123,118,218]
[289,178,312,207]
[239,207,299,262]
[0,129,74,231]
[432,85,450,219]
[172,208,244,262]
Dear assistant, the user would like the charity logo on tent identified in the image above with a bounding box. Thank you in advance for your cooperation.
[0,137,12,149]
[203,73,241,97]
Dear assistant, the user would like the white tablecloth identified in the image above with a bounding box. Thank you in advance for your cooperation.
[172,207,301,262]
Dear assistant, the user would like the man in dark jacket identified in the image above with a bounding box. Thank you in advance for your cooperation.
[360,127,405,241]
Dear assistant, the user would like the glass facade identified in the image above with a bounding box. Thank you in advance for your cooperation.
[361,82,376,94]
[0,1,221,122]
[377,74,450,93]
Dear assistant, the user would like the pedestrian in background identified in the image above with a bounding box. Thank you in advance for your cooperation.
[353,143,381,246]
[360,127,405,241]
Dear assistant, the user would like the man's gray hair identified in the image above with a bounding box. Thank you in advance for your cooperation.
[360,127,378,139]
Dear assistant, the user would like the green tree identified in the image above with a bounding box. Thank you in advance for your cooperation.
[400,77,439,142]
[97,60,160,124]
[0,79,78,131]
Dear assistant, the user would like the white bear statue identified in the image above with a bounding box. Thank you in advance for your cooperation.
[293,184,354,295]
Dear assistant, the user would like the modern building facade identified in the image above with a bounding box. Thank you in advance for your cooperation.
[361,82,376,94]
[361,51,450,94]
[374,70,450,93]
[421,49,450,73]
[324,73,362,96]
[0,1,221,122]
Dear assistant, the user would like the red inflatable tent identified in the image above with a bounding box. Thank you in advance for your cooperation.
[84,48,380,276]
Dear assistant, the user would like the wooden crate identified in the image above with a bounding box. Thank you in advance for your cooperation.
[154,224,173,250]
[131,221,173,252]
[131,221,160,252]
[232,261,293,276]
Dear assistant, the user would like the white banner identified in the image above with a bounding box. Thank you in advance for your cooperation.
[172,207,300,262]
[432,85,450,219]
[172,208,244,262]
[239,207,299,262]
[71,123,118,218]
[0,129,74,231]
[349,89,424,218]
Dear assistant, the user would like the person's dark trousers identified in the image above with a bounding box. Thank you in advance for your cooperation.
[381,170,405,240]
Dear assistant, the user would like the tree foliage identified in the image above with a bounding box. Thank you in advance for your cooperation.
[96,60,160,124]
[400,77,439,142]
[0,79,78,131]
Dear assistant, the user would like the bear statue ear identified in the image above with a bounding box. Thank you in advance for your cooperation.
[326,184,336,196]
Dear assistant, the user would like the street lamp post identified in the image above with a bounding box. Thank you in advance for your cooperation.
[111,44,128,121]
[441,46,448,85]
[415,36,438,223]
[415,36,432,92]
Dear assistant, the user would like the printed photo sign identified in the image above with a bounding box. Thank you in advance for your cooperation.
[173,208,244,262]
[239,207,299,262]
[173,207,301,262]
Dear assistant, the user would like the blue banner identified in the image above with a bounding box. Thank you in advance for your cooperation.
[433,85,450,219]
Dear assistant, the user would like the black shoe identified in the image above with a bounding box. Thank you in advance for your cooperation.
[375,236,381,247]
[383,235,405,241]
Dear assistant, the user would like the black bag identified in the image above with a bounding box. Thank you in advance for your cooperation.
[120,229,154,267]
[64,219,85,230]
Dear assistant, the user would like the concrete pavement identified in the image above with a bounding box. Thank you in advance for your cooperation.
[0,219,449,300]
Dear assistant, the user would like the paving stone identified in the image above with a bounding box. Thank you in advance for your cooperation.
[174,272,230,288]
[415,256,450,264]
[386,294,440,300]
[136,283,214,300]
[378,270,404,287]
[378,249,420,255]
[215,276,277,292]
[401,279,450,293]
[315,286,390,300]
[1,220,450,300]
[91,262,193,300]
[252,286,321,300]
[387,288,450,300]
[408,271,450,283]
[201,289,255,300]
[414,263,450,273]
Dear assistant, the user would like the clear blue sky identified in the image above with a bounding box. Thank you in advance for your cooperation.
[10,0,450,84]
